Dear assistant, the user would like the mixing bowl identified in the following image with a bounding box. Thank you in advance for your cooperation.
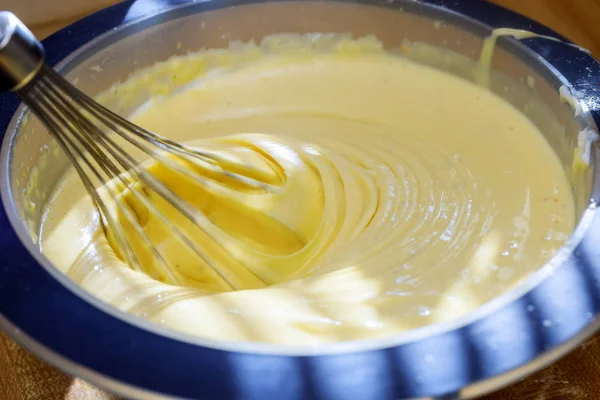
[1,0,600,398]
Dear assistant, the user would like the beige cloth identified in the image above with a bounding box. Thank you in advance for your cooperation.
[0,332,117,400]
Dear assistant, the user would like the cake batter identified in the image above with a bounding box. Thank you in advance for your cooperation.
[37,35,574,345]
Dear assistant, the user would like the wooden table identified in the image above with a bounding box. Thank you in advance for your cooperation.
[1,0,600,399]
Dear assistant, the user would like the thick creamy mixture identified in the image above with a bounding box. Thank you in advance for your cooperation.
[39,36,574,345]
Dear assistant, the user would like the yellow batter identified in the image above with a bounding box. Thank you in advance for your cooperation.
[38,35,574,345]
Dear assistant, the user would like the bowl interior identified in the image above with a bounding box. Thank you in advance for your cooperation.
[2,0,595,338]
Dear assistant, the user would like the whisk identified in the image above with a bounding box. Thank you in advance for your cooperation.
[0,12,273,290]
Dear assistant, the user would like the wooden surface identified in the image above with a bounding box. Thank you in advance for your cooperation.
[489,0,600,57]
[2,0,600,399]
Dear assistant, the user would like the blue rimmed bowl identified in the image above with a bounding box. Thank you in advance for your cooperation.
[1,1,600,398]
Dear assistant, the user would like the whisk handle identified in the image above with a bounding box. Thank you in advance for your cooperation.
[0,11,44,92]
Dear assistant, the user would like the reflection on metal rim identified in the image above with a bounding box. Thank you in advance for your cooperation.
[0,0,600,399]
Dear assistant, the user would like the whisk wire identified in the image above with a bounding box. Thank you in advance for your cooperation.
[26,71,214,285]
[46,70,236,286]
[20,66,268,289]
[21,84,144,278]
[47,67,271,191]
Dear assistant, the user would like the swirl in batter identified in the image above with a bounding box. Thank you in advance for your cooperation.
[39,35,574,345]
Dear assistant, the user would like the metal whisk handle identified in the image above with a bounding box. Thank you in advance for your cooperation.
[0,11,44,92]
